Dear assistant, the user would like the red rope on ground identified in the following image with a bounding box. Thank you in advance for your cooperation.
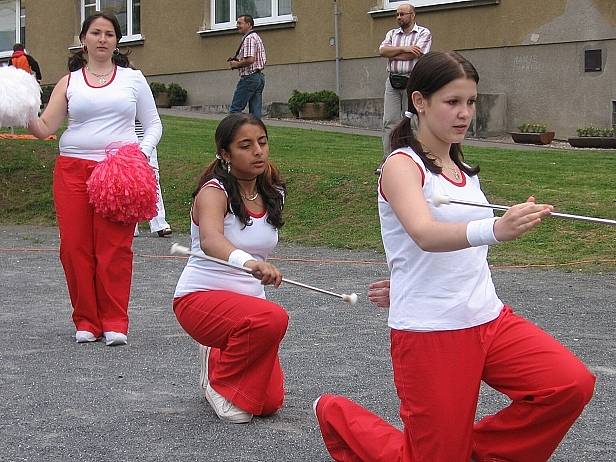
[0,247,613,268]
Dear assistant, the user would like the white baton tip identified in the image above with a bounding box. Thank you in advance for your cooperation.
[170,243,190,256]
[343,293,358,305]
[432,193,451,207]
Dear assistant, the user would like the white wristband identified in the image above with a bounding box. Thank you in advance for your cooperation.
[466,217,500,247]
[228,249,256,268]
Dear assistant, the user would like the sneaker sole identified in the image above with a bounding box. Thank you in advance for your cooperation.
[204,385,252,424]
[199,345,210,389]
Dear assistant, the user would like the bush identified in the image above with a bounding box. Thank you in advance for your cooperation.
[518,123,547,133]
[576,126,616,137]
[149,82,167,98]
[41,84,54,104]
[167,83,188,106]
[288,89,339,119]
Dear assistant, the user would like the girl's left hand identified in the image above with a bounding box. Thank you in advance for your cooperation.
[493,196,553,242]
[245,260,282,287]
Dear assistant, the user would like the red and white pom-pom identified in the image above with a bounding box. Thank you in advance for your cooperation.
[86,143,158,224]
[0,66,41,128]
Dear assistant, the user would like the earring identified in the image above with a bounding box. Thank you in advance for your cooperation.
[226,161,231,174]
[113,47,120,55]
[81,43,87,53]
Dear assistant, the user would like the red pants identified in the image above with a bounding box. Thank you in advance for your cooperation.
[315,307,595,462]
[53,156,135,336]
[173,290,289,415]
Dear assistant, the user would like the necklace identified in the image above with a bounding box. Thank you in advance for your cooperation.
[86,66,114,84]
[444,164,461,181]
[240,190,259,201]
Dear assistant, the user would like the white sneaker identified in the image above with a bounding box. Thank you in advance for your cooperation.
[205,384,253,424]
[199,345,210,389]
[104,331,128,346]
[75,330,98,343]
[312,396,322,418]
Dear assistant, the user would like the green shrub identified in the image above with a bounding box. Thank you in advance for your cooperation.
[518,123,547,133]
[167,83,188,106]
[40,84,54,104]
[149,82,167,98]
[288,89,339,119]
[576,126,615,137]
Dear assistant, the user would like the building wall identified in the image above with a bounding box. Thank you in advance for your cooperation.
[14,0,616,138]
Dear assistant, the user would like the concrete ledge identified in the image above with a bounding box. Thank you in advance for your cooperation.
[339,98,383,130]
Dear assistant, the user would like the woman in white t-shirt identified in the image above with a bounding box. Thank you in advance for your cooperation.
[173,113,287,424]
[313,51,595,462]
[28,12,162,346]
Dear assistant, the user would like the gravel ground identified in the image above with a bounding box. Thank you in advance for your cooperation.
[0,225,614,461]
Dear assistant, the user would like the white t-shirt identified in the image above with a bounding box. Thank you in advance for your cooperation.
[378,148,503,331]
[59,66,162,161]
[174,179,280,299]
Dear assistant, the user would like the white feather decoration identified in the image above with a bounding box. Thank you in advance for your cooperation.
[0,66,42,128]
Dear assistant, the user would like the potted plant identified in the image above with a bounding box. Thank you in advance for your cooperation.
[510,123,555,145]
[568,127,616,149]
[288,90,339,120]
[149,82,170,108]
[167,83,188,106]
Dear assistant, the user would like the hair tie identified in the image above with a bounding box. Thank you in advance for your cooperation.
[404,111,414,119]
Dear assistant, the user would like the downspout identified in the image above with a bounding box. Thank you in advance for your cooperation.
[334,0,341,96]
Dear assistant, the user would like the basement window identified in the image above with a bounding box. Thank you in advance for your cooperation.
[584,49,602,72]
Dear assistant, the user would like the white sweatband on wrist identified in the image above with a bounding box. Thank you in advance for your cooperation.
[466,217,500,247]
[228,249,256,268]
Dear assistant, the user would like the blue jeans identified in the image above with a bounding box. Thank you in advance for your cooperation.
[230,72,265,118]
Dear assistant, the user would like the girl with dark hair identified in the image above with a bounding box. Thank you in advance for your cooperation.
[68,12,131,72]
[313,51,595,461]
[28,12,162,346]
[173,113,288,424]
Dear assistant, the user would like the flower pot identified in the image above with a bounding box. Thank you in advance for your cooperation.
[154,92,171,108]
[510,131,555,145]
[567,137,616,149]
[299,102,329,120]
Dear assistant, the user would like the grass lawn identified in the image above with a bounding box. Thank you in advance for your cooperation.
[1,115,614,270]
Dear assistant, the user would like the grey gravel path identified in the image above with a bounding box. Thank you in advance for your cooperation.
[0,225,614,461]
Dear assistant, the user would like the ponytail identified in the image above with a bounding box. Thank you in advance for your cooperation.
[68,50,87,72]
[112,48,131,68]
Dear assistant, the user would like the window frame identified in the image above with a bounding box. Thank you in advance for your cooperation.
[384,0,476,7]
[80,0,142,43]
[0,0,21,58]
[208,0,294,31]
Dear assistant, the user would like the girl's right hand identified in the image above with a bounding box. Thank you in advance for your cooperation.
[493,196,553,242]
[245,261,282,287]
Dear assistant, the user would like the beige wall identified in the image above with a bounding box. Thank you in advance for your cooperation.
[21,0,77,85]
[15,0,616,136]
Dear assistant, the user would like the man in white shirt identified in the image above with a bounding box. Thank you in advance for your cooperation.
[379,3,432,160]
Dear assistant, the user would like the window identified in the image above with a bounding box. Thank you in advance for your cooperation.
[385,0,476,7]
[0,0,20,56]
[19,3,24,45]
[584,49,602,72]
[612,101,616,130]
[211,0,293,30]
[81,0,141,42]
